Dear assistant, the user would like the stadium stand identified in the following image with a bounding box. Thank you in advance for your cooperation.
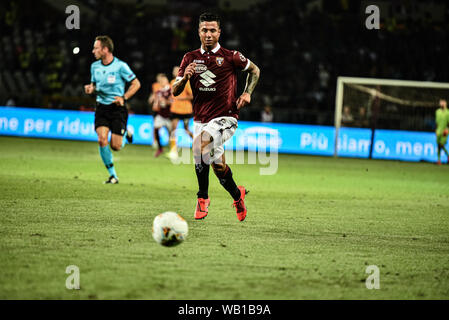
[1,0,448,126]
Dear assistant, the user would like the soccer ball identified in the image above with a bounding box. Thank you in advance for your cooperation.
[152,211,188,247]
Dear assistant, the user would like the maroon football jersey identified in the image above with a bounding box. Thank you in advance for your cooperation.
[177,43,250,123]
[154,85,172,118]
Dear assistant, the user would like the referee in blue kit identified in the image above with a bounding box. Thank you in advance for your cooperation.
[84,35,141,184]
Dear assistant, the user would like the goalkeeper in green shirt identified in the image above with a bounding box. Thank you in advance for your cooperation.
[435,99,449,165]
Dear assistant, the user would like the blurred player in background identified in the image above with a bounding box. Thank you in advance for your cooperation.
[168,65,194,160]
[151,73,173,158]
[147,78,162,111]
[84,35,141,184]
[435,99,449,165]
[172,12,260,221]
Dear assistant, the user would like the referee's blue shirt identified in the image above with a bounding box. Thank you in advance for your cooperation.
[90,57,136,105]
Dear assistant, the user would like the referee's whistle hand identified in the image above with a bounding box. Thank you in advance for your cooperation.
[113,96,125,106]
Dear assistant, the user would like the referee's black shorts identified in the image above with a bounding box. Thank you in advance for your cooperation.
[94,103,128,136]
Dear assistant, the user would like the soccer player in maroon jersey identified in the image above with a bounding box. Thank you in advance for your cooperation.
[152,73,173,157]
[172,12,260,221]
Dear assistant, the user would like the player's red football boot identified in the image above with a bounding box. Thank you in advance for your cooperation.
[154,148,163,158]
[195,198,210,220]
[437,160,442,165]
[232,186,248,221]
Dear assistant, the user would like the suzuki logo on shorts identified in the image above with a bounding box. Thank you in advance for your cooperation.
[199,70,216,87]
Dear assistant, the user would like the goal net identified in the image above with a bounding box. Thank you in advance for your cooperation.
[334,77,449,158]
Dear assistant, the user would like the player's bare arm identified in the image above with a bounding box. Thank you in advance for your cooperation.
[236,61,260,110]
[114,78,141,106]
[173,63,196,96]
[84,83,96,95]
[148,93,155,106]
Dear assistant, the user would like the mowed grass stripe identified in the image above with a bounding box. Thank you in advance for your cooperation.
[0,136,448,299]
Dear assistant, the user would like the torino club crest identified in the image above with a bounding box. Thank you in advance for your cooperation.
[216,57,224,66]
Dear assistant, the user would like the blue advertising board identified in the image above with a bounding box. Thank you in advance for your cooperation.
[337,127,372,158]
[0,106,446,163]
[372,129,446,162]
[0,106,159,145]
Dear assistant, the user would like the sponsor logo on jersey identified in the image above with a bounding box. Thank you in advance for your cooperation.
[238,52,247,62]
[107,75,116,83]
[193,59,205,63]
[199,70,216,87]
[195,64,208,73]
[216,57,224,66]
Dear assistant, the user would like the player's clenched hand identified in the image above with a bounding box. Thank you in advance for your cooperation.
[113,96,125,106]
[184,63,196,80]
[84,84,95,94]
[236,92,251,110]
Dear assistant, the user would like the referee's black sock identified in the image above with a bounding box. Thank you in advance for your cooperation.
[195,160,210,199]
[214,165,240,201]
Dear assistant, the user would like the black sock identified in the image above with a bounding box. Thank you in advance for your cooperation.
[154,129,162,150]
[443,146,449,158]
[195,160,210,199]
[214,165,240,201]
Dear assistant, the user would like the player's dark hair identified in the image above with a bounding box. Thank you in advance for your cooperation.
[199,12,220,28]
[95,35,114,53]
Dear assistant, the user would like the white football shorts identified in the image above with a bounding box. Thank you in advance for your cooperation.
[194,116,238,163]
[154,114,172,130]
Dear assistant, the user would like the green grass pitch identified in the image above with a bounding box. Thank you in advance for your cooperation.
[0,136,448,299]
